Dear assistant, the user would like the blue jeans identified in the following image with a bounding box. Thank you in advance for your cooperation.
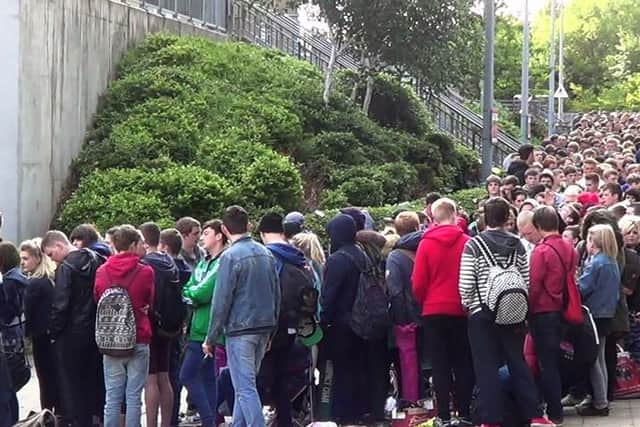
[179,341,217,427]
[226,334,270,427]
[103,344,150,427]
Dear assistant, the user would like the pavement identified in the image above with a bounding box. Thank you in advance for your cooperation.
[16,369,640,426]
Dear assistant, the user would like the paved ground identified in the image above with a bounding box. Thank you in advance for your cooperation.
[16,369,640,426]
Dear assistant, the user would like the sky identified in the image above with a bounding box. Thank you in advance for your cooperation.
[501,0,549,20]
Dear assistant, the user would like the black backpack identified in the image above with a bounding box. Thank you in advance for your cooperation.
[149,263,188,338]
[278,261,318,330]
[341,247,391,340]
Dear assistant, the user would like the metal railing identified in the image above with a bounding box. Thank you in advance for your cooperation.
[126,0,229,31]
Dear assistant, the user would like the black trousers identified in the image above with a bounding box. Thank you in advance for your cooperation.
[423,315,474,420]
[530,312,563,420]
[32,335,58,411]
[53,333,103,427]
[260,334,296,427]
[468,309,540,425]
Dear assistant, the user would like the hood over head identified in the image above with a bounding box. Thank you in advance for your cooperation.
[395,230,424,251]
[327,214,356,253]
[105,252,142,278]
[481,229,522,257]
[340,208,366,231]
[266,243,307,268]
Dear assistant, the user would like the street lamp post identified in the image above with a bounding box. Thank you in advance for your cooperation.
[558,0,565,122]
[548,0,557,136]
[520,0,530,144]
[482,0,496,179]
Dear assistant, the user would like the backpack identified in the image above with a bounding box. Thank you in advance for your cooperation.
[341,247,391,340]
[473,236,529,325]
[152,266,188,339]
[13,409,57,427]
[95,265,140,357]
[277,261,318,330]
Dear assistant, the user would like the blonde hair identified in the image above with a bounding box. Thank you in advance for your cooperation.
[20,238,56,280]
[290,232,326,266]
[383,234,401,258]
[588,224,619,260]
[619,216,640,235]
[431,198,457,224]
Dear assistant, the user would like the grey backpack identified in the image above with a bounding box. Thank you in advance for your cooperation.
[95,265,140,357]
[473,236,529,325]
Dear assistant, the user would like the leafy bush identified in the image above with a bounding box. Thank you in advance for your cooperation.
[57,33,477,229]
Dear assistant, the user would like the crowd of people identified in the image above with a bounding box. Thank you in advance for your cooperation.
[0,111,640,427]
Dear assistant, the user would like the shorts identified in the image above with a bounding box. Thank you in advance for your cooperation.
[149,335,172,374]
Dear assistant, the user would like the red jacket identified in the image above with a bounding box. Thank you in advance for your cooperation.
[412,224,469,316]
[94,253,155,344]
[529,234,578,314]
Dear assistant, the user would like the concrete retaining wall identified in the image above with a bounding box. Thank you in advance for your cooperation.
[0,0,226,243]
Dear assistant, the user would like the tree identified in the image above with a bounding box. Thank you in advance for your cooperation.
[316,0,482,114]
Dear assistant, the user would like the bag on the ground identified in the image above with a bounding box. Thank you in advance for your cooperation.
[473,236,528,325]
[342,248,391,340]
[615,344,640,399]
[13,409,57,427]
[95,266,140,357]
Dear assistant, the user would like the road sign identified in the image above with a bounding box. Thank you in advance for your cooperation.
[554,86,568,99]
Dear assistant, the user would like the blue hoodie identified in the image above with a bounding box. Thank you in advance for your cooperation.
[321,214,365,326]
[89,242,112,260]
[387,231,423,325]
[1,268,28,326]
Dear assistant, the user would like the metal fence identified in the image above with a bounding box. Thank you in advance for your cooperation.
[131,0,228,30]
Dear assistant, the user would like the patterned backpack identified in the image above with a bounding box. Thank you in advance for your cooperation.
[95,265,141,357]
[473,236,529,325]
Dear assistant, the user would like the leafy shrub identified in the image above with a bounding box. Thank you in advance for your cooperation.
[57,33,478,229]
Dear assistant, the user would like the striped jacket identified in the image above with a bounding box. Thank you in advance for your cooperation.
[458,230,530,315]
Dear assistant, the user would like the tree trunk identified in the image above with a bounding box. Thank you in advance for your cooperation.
[323,41,338,106]
[362,57,374,115]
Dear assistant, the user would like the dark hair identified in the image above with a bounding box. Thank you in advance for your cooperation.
[626,188,640,202]
[486,175,501,186]
[222,205,249,235]
[203,219,228,245]
[512,188,528,200]
[602,182,622,200]
[175,217,201,236]
[581,208,623,246]
[160,228,183,256]
[539,172,554,184]
[585,173,600,184]
[113,225,142,253]
[105,226,119,238]
[69,224,100,247]
[425,192,442,205]
[139,222,161,247]
[0,242,20,274]
[518,144,534,161]
[528,184,546,198]
[565,225,581,240]
[564,165,577,175]
[502,175,519,186]
[483,197,511,228]
[533,206,559,232]
[258,212,284,234]
[524,168,539,178]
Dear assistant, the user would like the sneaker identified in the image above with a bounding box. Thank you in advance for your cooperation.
[576,405,609,417]
[576,395,592,408]
[530,417,556,427]
[433,418,452,427]
[561,394,583,407]
[453,417,473,427]
[549,419,563,427]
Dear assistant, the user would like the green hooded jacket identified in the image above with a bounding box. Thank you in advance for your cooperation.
[182,254,223,343]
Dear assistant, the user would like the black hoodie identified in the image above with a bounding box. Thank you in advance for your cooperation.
[49,248,102,340]
[143,252,180,332]
[321,214,365,326]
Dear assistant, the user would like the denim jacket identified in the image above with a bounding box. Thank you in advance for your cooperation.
[578,252,620,319]
[206,236,280,345]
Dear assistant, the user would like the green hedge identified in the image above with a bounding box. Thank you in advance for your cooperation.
[56,34,478,232]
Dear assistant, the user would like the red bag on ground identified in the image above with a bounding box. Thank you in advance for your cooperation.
[615,345,640,399]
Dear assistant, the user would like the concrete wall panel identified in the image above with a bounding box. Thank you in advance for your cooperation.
[3,0,227,241]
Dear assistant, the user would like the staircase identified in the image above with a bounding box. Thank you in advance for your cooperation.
[128,0,519,166]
